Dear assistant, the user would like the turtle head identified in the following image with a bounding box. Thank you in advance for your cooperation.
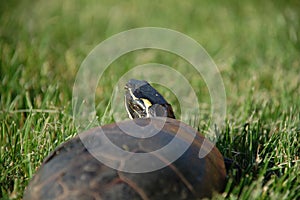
[124,79,175,119]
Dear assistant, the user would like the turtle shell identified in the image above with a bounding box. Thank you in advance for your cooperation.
[24,118,226,200]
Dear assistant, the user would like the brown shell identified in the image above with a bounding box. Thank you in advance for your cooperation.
[24,118,226,200]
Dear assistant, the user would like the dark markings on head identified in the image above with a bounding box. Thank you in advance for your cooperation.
[124,79,175,119]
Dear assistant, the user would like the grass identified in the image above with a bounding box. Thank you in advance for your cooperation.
[1,0,300,199]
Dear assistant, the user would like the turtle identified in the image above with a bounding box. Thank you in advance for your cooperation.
[23,79,226,200]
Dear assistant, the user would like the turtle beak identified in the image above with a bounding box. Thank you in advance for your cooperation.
[124,86,134,119]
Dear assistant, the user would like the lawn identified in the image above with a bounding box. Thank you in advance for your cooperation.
[1,0,299,199]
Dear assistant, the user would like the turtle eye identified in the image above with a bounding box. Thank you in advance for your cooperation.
[129,99,146,114]
[134,99,146,110]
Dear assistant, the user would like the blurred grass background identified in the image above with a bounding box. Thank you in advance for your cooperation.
[1,0,299,199]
